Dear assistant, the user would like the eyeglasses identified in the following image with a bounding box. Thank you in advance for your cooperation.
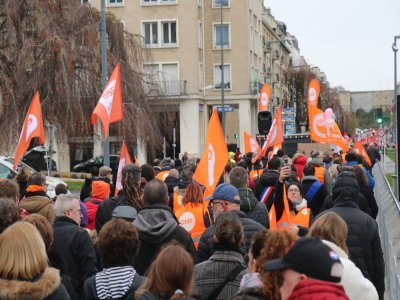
[288,188,300,193]
[211,201,224,207]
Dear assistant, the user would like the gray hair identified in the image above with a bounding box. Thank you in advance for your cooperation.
[54,194,79,217]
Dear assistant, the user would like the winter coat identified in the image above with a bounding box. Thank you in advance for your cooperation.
[287,279,349,300]
[193,250,248,300]
[316,172,385,299]
[51,216,98,298]
[197,210,264,263]
[19,191,55,224]
[85,198,103,230]
[359,184,379,219]
[233,273,265,300]
[0,267,70,300]
[300,175,328,216]
[345,161,375,188]
[138,291,195,300]
[133,205,198,275]
[322,241,379,300]
[164,175,179,196]
[309,158,333,194]
[320,192,372,216]
[292,154,308,181]
[80,177,93,202]
[83,266,145,300]
[254,169,280,210]
[366,146,381,165]
[237,188,269,228]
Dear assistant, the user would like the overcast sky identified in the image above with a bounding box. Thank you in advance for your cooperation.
[264,0,400,92]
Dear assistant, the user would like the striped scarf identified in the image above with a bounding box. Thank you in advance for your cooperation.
[95,266,136,299]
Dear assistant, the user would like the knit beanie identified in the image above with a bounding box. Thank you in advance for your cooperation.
[92,181,110,199]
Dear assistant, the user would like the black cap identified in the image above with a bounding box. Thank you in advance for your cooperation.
[263,237,343,283]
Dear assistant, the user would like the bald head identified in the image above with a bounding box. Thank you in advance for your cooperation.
[143,179,168,206]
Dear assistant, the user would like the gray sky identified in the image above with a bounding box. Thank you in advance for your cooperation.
[264,0,400,92]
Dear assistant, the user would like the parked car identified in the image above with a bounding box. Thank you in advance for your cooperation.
[0,156,68,199]
[72,155,119,173]
[22,146,57,171]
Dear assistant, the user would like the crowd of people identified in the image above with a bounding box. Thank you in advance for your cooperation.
[0,143,385,300]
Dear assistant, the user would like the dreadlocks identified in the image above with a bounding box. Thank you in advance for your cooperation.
[122,164,143,209]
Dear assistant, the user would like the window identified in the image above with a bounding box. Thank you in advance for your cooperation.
[162,21,177,46]
[199,63,204,90]
[213,64,231,89]
[143,22,158,46]
[107,0,124,6]
[79,0,90,4]
[142,0,176,4]
[213,0,229,7]
[214,24,230,48]
[198,22,203,49]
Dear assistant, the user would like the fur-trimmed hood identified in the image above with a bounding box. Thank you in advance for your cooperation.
[0,267,61,300]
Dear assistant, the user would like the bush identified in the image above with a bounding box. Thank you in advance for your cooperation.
[53,173,60,178]
[71,174,78,179]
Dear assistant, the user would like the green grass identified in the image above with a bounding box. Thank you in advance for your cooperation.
[385,173,394,187]
[64,180,84,192]
[386,148,395,161]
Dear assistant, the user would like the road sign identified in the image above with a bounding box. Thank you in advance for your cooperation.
[378,129,384,137]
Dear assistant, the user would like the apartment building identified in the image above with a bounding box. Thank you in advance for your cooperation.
[88,0,292,159]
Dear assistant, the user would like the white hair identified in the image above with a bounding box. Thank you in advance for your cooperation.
[54,194,79,217]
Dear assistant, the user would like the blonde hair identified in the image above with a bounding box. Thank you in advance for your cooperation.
[0,222,48,280]
[308,212,349,254]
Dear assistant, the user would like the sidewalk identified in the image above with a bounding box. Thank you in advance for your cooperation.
[381,154,395,174]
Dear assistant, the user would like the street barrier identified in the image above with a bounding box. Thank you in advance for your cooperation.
[373,162,400,300]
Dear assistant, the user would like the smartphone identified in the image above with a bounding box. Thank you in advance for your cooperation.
[284,158,289,166]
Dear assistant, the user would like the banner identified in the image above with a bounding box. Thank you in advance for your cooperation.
[309,105,349,151]
[307,79,320,107]
[268,143,282,159]
[193,108,229,197]
[115,141,132,196]
[244,131,261,154]
[252,107,284,163]
[91,64,123,139]
[353,141,372,167]
[258,83,271,112]
[14,92,45,170]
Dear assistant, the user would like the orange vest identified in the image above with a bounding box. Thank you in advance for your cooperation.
[249,169,262,181]
[156,170,170,181]
[314,166,325,183]
[173,191,184,213]
[175,203,209,248]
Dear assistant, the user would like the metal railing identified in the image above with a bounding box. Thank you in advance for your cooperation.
[144,80,187,97]
[373,162,400,300]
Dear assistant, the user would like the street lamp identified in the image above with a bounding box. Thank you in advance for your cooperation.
[219,1,226,135]
[393,35,400,198]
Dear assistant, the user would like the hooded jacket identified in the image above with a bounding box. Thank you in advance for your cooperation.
[19,191,55,224]
[309,158,333,194]
[0,267,70,300]
[287,279,349,300]
[133,205,198,275]
[254,169,280,210]
[316,172,385,299]
[237,188,269,228]
[292,154,308,181]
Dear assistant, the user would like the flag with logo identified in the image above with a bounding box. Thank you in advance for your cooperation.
[268,143,282,159]
[353,141,372,166]
[193,108,229,197]
[244,131,261,154]
[307,79,320,108]
[252,107,284,163]
[258,83,271,112]
[14,92,46,170]
[115,141,132,196]
[309,105,349,151]
[91,64,123,139]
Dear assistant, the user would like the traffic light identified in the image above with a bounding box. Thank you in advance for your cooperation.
[376,108,383,124]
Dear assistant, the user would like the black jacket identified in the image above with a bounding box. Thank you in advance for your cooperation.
[80,178,93,202]
[366,146,381,164]
[237,188,269,228]
[51,216,98,298]
[320,192,372,216]
[300,175,328,216]
[316,172,385,299]
[254,169,280,210]
[164,175,179,196]
[359,184,379,219]
[132,205,198,275]
[197,210,264,263]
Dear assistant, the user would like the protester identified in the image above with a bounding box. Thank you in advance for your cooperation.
[194,212,247,300]
[229,166,269,228]
[254,157,280,209]
[133,179,197,275]
[85,180,110,230]
[141,164,155,183]
[135,243,195,300]
[263,237,348,300]
[0,179,29,218]
[345,152,375,188]
[0,222,70,299]
[316,171,385,299]
[83,219,145,299]
[322,150,333,169]
[353,165,378,219]
[54,183,68,201]
[52,194,97,298]
[366,143,381,165]
[98,166,115,195]
[197,183,264,262]
[19,172,55,223]
[0,198,20,234]
[309,150,333,194]
[170,167,193,212]
[292,152,307,181]
[308,212,379,300]
[155,158,173,181]
[164,168,179,196]
[95,163,143,233]
[300,163,328,216]
[15,166,31,200]
[80,166,100,202]
[175,182,211,248]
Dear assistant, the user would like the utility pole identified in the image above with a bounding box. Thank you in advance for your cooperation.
[220,2,225,135]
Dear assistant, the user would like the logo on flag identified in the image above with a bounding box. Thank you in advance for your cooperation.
[307,79,320,107]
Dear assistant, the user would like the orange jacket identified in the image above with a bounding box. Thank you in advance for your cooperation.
[172,191,184,213]
[156,170,170,181]
[314,166,325,183]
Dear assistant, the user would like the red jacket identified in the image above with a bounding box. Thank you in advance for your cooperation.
[288,279,349,300]
[85,198,103,230]
[293,155,308,180]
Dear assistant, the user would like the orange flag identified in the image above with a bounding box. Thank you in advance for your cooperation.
[14,92,45,170]
[268,143,282,159]
[307,79,320,108]
[258,83,271,112]
[91,64,123,139]
[309,105,349,151]
[244,131,261,154]
[115,141,132,196]
[353,141,372,167]
[193,109,229,197]
[252,107,284,163]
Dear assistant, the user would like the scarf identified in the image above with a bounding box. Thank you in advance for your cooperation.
[26,185,46,193]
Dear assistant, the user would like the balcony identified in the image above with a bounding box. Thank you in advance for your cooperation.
[250,81,262,95]
[144,80,187,97]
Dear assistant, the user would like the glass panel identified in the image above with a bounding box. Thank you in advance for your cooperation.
[163,23,169,43]
[215,24,229,47]
[170,22,176,43]
[144,23,150,44]
[152,23,158,44]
